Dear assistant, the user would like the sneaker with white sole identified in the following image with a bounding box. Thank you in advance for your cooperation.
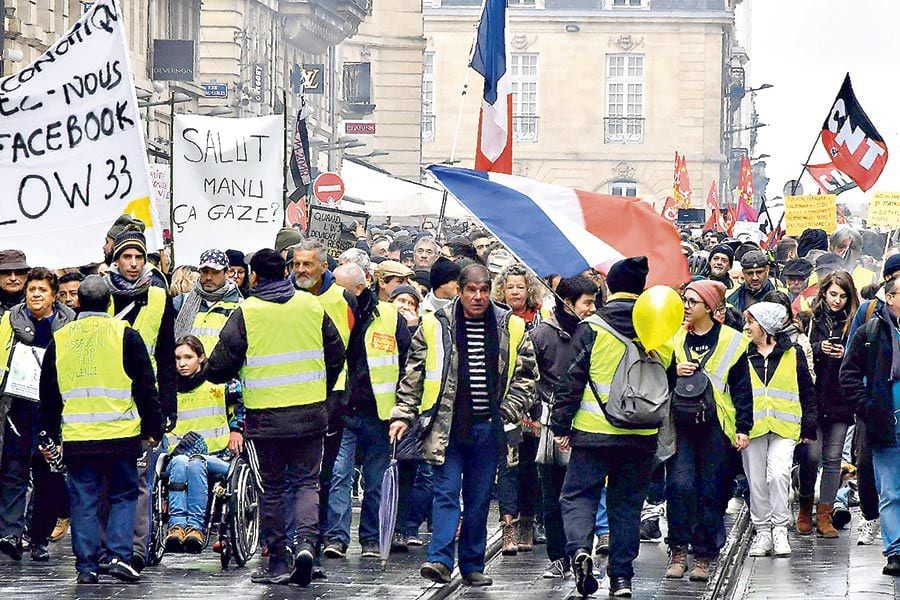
[748,530,773,557]
[857,518,880,546]
[772,526,791,557]
[542,558,570,579]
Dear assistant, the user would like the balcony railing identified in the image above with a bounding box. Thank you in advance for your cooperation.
[422,114,435,141]
[513,115,539,142]
[604,116,644,144]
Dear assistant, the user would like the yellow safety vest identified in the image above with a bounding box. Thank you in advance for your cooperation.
[673,325,750,442]
[241,293,327,410]
[808,265,875,295]
[366,302,401,421]
[419,311,525,415]
[108,286,166,373]
[748,347,801,441]
[316,284,352,392]
[189,300,240,357]
[167,380,230,454]
[54,316,140,443]
[573,321,663,436]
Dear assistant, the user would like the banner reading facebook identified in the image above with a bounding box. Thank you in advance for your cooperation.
[0,0,158,268]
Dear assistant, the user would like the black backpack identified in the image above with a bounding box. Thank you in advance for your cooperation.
[672,340,716,426]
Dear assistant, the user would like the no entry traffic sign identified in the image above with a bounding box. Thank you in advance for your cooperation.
[313,172,345,206]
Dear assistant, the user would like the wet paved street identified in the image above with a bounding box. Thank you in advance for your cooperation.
[2,504,899,599]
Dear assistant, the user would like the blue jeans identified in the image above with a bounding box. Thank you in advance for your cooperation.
[324,413,390,546]
[666,421,734,557]
[429,420,499,576]
[68,455,139,575]
[872,444,900,557]
[594,489,609,536]
[167,454,230,531]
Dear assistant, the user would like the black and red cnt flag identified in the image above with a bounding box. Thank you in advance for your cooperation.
[821,73,888,192]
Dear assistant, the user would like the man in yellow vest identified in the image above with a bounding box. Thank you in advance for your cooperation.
[173,249,242,354]
[322,263,410,560]
[551,257,669,599]
[291,238,358,577]
[38,276,162,584]
[205,249,345,587]
[103,228,177,572]
[389,263,537,587]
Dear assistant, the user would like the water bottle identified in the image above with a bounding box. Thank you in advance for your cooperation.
[38,431,66,473]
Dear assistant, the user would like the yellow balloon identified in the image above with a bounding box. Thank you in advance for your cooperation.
[632,285,684,351]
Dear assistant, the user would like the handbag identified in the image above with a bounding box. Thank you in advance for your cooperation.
[672,340,716,426]
[535,402,569,466]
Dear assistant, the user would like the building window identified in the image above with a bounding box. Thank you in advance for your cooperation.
[343,62,372,105]
[610,180,638,197]
[611,0,644,6]
[509,0,537,6]
[605,54,644,144]
[422,52,435,142]
[511,53,539,143]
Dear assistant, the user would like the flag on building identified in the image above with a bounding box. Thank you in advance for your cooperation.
[428,165,690,287]
[703,181,726,232]
[286,95,312,229]
[821,73,888,192]
[735,154,759,222]
[471,0,512,174]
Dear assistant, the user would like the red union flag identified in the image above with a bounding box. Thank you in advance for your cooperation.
[821,74,888,192]
[804,162,858,195]
[703,181,726,232]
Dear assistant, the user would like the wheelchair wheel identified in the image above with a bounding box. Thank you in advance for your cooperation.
[147,469,168,566]
[228,460,260,567]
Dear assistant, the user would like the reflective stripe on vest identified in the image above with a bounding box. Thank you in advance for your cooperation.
[167,381,231,454]
[316,284,352,392]
[573,323,657,436]
[748,348,801,440]
[108,286,166,373]
[240,293,328,410]
[55,316,140,443]
[673,325,749,441]
[190,300,239,356]
[366,302,401,421]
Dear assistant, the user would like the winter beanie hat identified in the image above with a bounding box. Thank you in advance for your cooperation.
[112,229,147,260]
[685,280,727,323]
[708,244,735,266]
[746,301,787,336]
[884,254,900,278]
[429,257,461,291]
[606,256,649,295]
[274,227,303,253]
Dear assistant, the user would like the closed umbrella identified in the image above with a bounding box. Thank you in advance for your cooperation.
[378,442,400,571]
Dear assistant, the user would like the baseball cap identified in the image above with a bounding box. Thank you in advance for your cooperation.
[198,249,229,271]
[740,250,768,269]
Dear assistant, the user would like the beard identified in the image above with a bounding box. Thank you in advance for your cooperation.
[295,276,317,290]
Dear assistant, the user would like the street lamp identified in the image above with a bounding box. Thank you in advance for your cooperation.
[204,106,232,117]
[751,153,770,161]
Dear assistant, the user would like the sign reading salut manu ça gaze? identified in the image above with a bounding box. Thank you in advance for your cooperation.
[0,0,157,268]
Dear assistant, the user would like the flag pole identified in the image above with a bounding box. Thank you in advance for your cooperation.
[771,130,823,236]
[168,92,176,267]
[283,88,289,226]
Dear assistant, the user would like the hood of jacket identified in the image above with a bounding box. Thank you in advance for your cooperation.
[596,293,638,339]
[9,301,75,344]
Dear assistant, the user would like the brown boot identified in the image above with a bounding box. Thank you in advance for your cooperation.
[664,546,688,579]
[816,502,839,538]
[517,517,534,552]
[796,495,814,535]
[502,518,518,556]
[689,556,711,582]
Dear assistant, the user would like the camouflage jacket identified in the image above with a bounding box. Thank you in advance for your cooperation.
[391,299,538,465]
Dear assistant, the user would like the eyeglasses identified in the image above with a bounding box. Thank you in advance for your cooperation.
[682,297,702,309]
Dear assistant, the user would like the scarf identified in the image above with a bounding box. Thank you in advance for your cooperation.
[251,278,296,303]
[104,265,154,298]
[426,291,453,313]
[174,278,238,339]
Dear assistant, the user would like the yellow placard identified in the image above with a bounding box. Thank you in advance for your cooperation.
[868,192,900,230]
[784,194,837,236]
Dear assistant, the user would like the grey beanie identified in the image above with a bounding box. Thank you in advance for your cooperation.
[746,301,787,336]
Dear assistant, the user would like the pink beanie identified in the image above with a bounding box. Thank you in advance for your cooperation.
[685,280,727,323]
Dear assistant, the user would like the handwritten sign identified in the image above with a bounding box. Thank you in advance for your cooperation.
[5,344,45,401]
[172,114,283,265]
[0,0,155,268]
[868,192,900,230]
[307,205,369,258]
[784,194,837,236]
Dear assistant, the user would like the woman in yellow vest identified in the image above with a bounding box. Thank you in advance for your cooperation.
[164,335,243,554]
[742,302,817,559]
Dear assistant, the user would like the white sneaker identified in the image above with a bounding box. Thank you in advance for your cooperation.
[748,530,773,557]
[857,518,881,546]
[772,526,791,557]
[726,497,745,515]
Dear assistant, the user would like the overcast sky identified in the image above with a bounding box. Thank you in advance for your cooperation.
[749,0,898,209]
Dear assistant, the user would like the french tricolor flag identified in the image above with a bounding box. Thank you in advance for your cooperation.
[428,166,691,287]
[471,0,512,174]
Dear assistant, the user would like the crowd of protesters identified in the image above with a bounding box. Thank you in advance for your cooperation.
[0,212,898,598]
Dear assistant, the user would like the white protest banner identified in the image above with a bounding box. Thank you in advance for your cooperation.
[148,164,171,234]
[0,0,157,268]
[172,114,284,265]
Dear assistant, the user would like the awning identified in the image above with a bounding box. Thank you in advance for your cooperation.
[341,158,468,219]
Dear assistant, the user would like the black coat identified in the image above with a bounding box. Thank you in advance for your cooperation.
[840,308,898,448]
[809,306,854,424]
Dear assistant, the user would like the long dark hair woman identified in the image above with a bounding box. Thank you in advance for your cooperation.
[796,270,858,538]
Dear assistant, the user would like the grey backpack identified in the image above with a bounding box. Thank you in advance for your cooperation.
[585,315,670,430]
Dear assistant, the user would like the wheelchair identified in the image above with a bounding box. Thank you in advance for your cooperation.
[147,445,262,569]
